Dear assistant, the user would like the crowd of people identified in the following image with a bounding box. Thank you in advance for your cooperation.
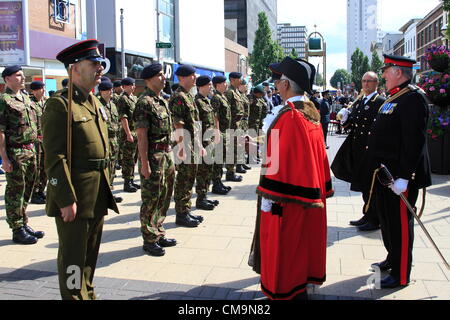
[0,38,432,301]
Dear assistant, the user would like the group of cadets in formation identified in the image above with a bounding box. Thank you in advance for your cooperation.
[0,63,273,256]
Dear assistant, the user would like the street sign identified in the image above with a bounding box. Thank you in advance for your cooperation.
[156,42,173,49]
[413,62,421,70]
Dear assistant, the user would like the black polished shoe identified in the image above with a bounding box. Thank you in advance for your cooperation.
[176,214,200,228]
[38,191,46,200]
[188,212,204,223]
[131,181,141,189]
[114,196,123,203]
[350,216,369,227]
[212,185,229,195]
[30,193,46,205]
[358,221,380,232]
[380,275,408,289]
[226,173,243,182]
[143,242,165,257]
[242,164,252,170]
[12,227,38,245]
[236,165,247,174]
[24,225,45,239]
[196,198,215,211]
[207,199,219,206]
[371,260,391,272]
[158,237,177,248]
[124,180,138,193]
[221,182,232,192]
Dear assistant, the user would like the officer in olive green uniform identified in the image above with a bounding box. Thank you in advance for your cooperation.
[133,63,177,257]
[210,76,233,195]
[194,76,220,211]
[0,66,44,245]
[117,77,140,193]
[170,65,204,227]
[42,40,119,300]
[98,81,123,204]
[29,81,48,205]
[224,72,246,180]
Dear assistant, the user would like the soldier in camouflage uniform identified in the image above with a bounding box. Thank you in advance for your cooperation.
[224,72,246,180]
[117,77,140,193]
[170,65,205,228]
[248,85,268,163]
[194,76,220,211]
[238,79,252,170]
[0,66,44,244]
[112,80,123,105]
[210,76,232,195]
[29,81,47,205]
[133,63,177,257]
[98,81,123,204]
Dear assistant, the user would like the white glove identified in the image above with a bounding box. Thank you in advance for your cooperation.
[390,178,409,196]
[261,198,273,212]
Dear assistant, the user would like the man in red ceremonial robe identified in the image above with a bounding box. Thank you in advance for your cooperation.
[249,57,334,300]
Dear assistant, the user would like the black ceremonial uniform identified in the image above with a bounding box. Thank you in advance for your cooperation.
[332,92,385,226]
[365,81,431,286]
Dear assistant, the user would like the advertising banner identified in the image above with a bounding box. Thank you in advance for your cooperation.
[0,0,30,65]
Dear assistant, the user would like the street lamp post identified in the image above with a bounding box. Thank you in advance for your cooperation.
[120,9,126,78]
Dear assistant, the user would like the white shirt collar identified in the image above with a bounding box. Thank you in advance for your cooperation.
[364,92,377,102]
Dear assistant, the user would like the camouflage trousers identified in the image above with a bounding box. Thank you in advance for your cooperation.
[213,134,229,180]
[120,132,138,181]
[5,152,37,230]
[139,151,175,244]
[33,143,47,194]
[225,127,246,173]
[174,161,198,214]
[109,137,119,187]
[196,143,214,197]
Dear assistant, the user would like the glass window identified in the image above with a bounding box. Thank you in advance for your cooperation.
[157,0,175,61]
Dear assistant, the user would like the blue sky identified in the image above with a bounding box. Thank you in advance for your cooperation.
[277,0,442,84]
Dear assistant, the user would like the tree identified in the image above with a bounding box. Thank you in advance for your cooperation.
[350,48,370,92]
[290,48,299,59]
[370,51,384,80]
[330,69,351,90]
[315,72,325,87]
[249,12,285,84]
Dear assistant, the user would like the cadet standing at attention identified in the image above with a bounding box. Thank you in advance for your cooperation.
[97,81,123,204]
[42,39,119,300]
[117,77,140,193]
[238,79,252,170]
[194,75,220,211]
[29,81,48,205]
[170,65,205,228]
[133,63,177,257]
[0,66,44,244]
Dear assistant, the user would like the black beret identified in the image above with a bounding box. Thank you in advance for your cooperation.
[142,63,163,80]
[113,80,122,88]
[30,81,45,90]
[2,65,22,78]
[253,84,265,94]
[175,65,196,77]
[121,77,135,86]
[269,57,316,94]
[101,76,111,83]
[196,75,211,87]
[56,39,104,68]
[98,81,113,91]
[62,78,69,87]
[212,76,227,85]
[229,72,242,79]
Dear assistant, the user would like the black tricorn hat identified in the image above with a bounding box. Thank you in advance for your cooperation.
[56,39,104,68]
[269,57,316,94]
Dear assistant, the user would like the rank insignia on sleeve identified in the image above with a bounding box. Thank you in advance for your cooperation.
[379,103,397,115]
[50,178,58,186]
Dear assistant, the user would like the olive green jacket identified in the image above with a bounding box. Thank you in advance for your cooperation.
[42,86,119,218]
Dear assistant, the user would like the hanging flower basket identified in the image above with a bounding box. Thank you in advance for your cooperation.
[425,45,450,73]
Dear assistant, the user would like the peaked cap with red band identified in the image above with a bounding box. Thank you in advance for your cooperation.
[56,39,104,68]
[381,54,416,71]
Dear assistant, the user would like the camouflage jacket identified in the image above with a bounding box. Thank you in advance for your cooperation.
[249,95,268,130]
[225,85,244,129]
[133,87,173,147]
[30,95,47,140]
[99,97,120,141]
[169,86,200,142]
[211,90,231,133]
[117,92,138,132]
[195,93,216,138]
[241,93,250,120]
[0,88,39,148]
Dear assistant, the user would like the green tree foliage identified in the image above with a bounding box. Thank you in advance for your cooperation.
[290,48,299,59]
[351,48,370,91]
[315,72,326,87]
[330,69,351,90]
[370,51,384,80]
[249,12,285,84]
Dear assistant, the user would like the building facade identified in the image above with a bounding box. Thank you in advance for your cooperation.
[400,19,421,61]
[224,0,278,53]
[347,0,380,70]
[277,23,307,58]
[382,33,403,56]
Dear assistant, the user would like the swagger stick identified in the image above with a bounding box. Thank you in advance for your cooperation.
[378,164,450,270]
[67,64,74,172]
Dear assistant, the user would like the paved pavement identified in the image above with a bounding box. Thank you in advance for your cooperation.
[0,133,449,300]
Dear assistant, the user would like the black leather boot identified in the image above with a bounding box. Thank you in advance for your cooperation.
[226,172,243,182]
[242,164,251,170]
[188,212,204,223]
[236,164,247,174]
[212,180,229,195]
[24,225,45,239]
[124,179,138,193]
[13,227,38,245]
[30,193,45,205]
[114,196,123,203]
[131,180,141,189]
[176,213,200,227]
[219,180,232,192]
[143,242,165,256]
[196,196,215,211]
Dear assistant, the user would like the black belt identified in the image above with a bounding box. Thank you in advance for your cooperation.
[71,158,110,171]
[8,143,35,150]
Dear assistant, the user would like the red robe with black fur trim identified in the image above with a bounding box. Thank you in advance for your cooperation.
[255,100,333,300]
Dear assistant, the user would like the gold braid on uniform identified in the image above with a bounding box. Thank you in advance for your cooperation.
[364,168,380,213]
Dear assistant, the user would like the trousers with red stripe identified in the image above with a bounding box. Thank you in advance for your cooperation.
[375,181,418,285]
